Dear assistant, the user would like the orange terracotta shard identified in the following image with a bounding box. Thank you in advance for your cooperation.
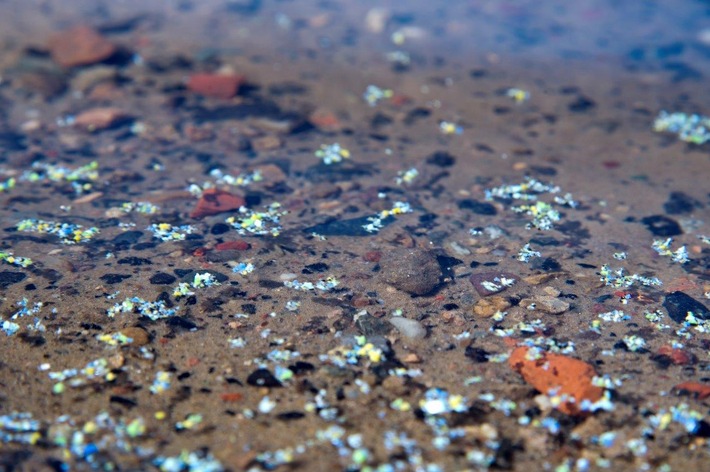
[187,73,245,99]
[673,382,710,400]
[508,346,604,416]
[190,189,245,219]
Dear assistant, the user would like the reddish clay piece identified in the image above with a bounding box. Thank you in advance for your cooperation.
[49,25,116,68]
[673,382,710,400]
[190,189,245,219]
[215,241,251,251]
[656,345,696,365]
[508,346,604,416]
[187,73,245,99]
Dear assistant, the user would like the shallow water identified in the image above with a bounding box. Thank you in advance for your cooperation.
[1,1,710,471]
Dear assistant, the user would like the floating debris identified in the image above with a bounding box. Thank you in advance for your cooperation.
[506,88,530,103]
[0,251,33,268]
[226,203,285,237]
[146,223,196,242]
[119,201,159,214]
[439,121,463,135]
[284,276,339,292]
[173,272,221,299]
[17,218,100,244]
[652,238,689,264]
[315,143,350,165]
[107,296,179,320]
[395,167,419,185]
[362,201,412,233]
[517,243,541,262]
[363,84,393,106]
[600,264,662,288]
[653,111,710,144]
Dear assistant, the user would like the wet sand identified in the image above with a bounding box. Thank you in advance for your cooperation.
[1,1,710,471]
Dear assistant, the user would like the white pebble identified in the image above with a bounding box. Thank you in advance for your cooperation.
[389,317,426,339]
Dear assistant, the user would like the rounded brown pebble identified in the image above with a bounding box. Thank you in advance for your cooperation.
[49,26,116,68]
[74,107,128,131]
[119,327,149,346]
[380,248,441,296]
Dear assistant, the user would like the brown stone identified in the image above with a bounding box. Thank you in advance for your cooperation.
[190,189,246,219]
[74,107,129,131]
[119,327,149,346]
[49,26,116,68]
[187,73,244,99]
[380,248,441,296]
[472,296,511,317]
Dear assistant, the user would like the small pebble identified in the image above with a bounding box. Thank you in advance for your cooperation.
[389,317,426,339]
[380,248,441,296]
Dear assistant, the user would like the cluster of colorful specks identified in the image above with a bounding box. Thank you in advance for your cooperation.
[96,331,134,346]
[150,371,172,395]
[315,142,351,165]
[485,177,577,230]
[21,161,99,194]
[119,201,159,214]
[107,296,179,320]
[146,222,196,241]
[0,412,41,445]
[363,84,392,106]
[154,449,224,472]
[517,243,541,262]
[506,87,531,103]
[225,202,285,236]
[362,201,413,233]
[652,238,690,264]
[599,264,663,288]
[284,276,340,292]
[188,168,263,196]
[322,336,386,367]
[394,167,419,185]
[0,250,33,267]
[17,218,100,244]
[173,272,221,299]
[0,298,46,336]
[653,110,710,144]
[48,357,113,394]
[232,261,255,275]
[439,121,463,135]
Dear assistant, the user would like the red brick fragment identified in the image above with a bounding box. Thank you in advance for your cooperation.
[215,240,251,251]
[673,381,710,400]
[509,346,604,416]
[190,189,245,219]
[49,25,116,68]
[220,392,243,402]
[187,73,245,99]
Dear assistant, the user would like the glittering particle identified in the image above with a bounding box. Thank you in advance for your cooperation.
[315,143,351,165]
[150,371,172,395]
[395,167,419,185]
[173,272,220,299]
[439,121,463,135]
[232,262,255,276]
[146,223,195,242]
[517,243,541,262]
[119,201,159,214]
[153,450,224,472]
[507,87,530,103]
[599,264,662,288]
[284,276,339,292]
[363,85,393,106]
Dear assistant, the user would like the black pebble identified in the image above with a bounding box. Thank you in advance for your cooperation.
[303,262,328,273]
[663,291,710,324]
[641,215,682,237]
[531,257,561,272]
[167,316,198,330]
[211,223,231,235]
[465,344,490,363]
[276,411,305,421]
[100,273,132,284]
[150,272,177,285]
[568,96,596,113]
[289,361,315,374]
[247,368,283,388]
[117,257,152,266]
[529,236,560,247]
[664,192,699,215]
[0,271,27,288]
[426,151,456,168]
[111,231,144,245]
[457,199,497,215]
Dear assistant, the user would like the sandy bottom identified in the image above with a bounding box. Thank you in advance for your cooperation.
[1,1,710,471]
